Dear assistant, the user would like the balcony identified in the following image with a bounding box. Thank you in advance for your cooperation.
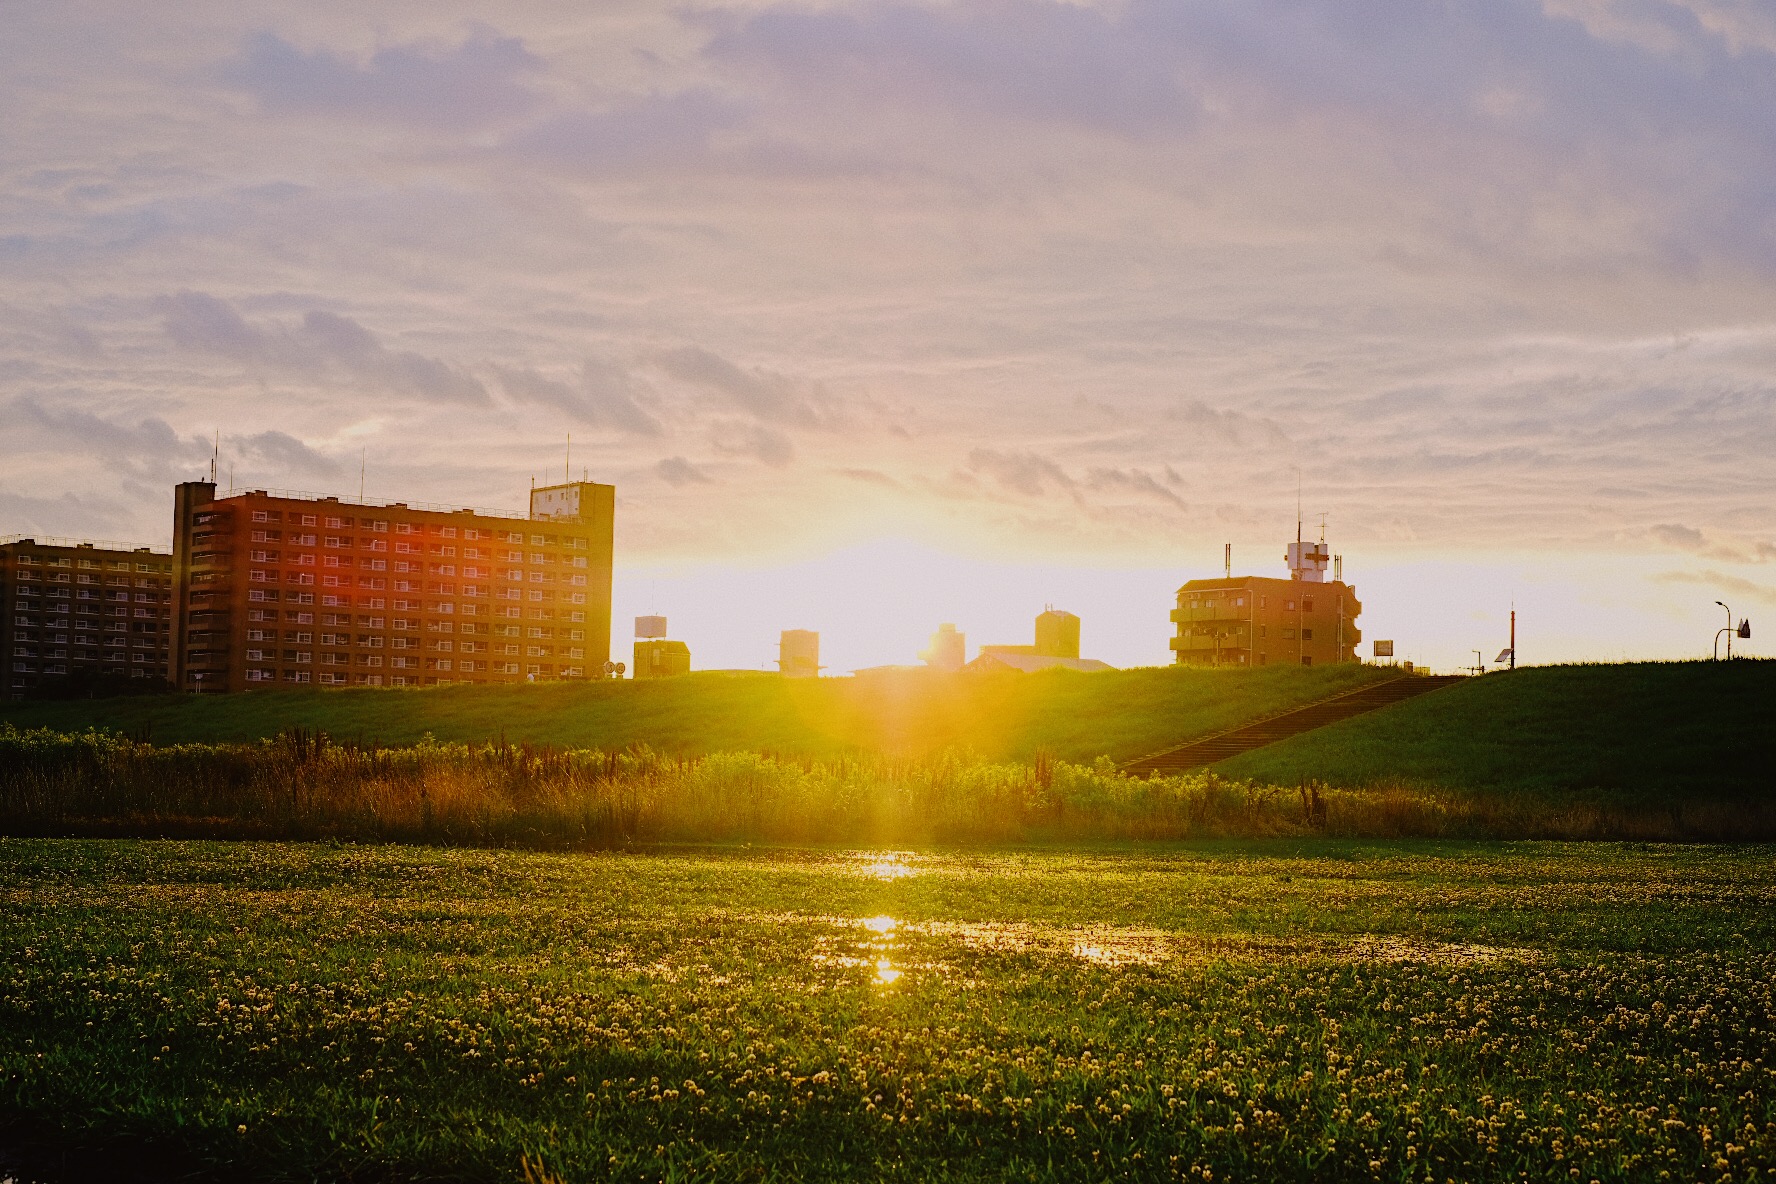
[1170,606,1249,624]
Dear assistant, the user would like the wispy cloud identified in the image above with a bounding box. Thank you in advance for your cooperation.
[224,28,543,129]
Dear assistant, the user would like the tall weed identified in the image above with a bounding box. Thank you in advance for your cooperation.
[0,724,1764,846]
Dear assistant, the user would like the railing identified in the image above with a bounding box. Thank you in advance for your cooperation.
[212,488,531,521]
[1,534,169,553]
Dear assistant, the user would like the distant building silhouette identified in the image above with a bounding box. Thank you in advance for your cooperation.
[2,535,174,699]
[971,607,1112,673]
[919,623,966,672]
[778,629,820,678]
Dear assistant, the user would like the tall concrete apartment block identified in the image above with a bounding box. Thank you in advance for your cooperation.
[1170,537,1362,667]
[2,536,174,699]
[171,480,613,693]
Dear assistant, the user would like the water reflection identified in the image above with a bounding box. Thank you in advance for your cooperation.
[860,855,915,881]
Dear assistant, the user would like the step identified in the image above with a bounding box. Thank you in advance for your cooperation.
[1121,675,1464,775]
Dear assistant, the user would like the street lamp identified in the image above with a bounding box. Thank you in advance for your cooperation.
[1714,601,1751,659]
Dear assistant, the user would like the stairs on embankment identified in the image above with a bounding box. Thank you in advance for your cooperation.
[1120,675,1467,776]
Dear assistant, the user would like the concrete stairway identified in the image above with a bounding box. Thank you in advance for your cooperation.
[1120,674,1467,776]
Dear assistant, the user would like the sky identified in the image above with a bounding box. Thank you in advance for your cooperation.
[2,0,1773,672]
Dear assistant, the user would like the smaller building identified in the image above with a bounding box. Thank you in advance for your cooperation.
[2,535,174,699]
[1170,535,1362,667]
[633,639,691,678]
[1035,608,1080,659]
[778,629,820,678]
[972,608,1111,673]
[919,623,966,672]
[966,652,1112,674]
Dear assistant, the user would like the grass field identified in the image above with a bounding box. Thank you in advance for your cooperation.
[1219,660,1776,801]
[2,838,1773,1182]
[0,664,1390,763]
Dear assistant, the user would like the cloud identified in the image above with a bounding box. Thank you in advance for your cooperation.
[713,424,795,468]
[159,291,269,360]
[1651,522,1706,551]
[224,28,543,129]
[653,347,823,427]
[837,467,901,489]
[966,449,1077,499]
[501,91,746,173]
[655,456,714,486]
[8,397,197,465]
[0,486,137,540]
[494,361,663,436]
[702,2,1199,136]
[157,292,489,406]
[1652,569,1776,606]
[235,429,340,477]
[1167,401,1291,448]
[1085,467,1186,510]
[299,310,487,405]
[7,396,339,479]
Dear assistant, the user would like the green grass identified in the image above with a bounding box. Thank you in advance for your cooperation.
[1219,660,1776,801]
[0,663,1390,763]
[2,838,1773,1182]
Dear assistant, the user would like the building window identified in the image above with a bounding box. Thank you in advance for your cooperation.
[1301,656,1313,666]
[1301,629,1313,641]
[1303,599,1315,612]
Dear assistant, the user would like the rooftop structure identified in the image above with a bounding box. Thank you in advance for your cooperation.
[2,536,174,699]
[170,478,614,692]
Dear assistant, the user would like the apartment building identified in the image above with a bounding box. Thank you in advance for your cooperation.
[1169,537,1362,667]
[171,479,613,693]
[2,536,174,699]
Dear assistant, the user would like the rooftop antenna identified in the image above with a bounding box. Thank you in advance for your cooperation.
[1296,469,1302,546]
[1319,512,1327,544]
[565,433,570,485]
[210,431,218,483]
[1224,542,1232,579]
[359,448,366,501]
[228,463,234,494]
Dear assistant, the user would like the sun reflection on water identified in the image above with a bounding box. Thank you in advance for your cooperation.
[855,852,917,881]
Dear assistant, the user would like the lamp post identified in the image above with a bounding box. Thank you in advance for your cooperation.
[1716,601,1733,660]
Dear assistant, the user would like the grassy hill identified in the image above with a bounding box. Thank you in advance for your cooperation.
[1217,660,1776,801]
[0,663,1389,764]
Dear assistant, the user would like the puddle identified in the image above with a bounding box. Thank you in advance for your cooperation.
[851,853,918,881]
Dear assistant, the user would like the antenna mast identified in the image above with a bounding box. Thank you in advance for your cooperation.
[210,431,218,482]
[566,433,571,485]
[359,448,366,501]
